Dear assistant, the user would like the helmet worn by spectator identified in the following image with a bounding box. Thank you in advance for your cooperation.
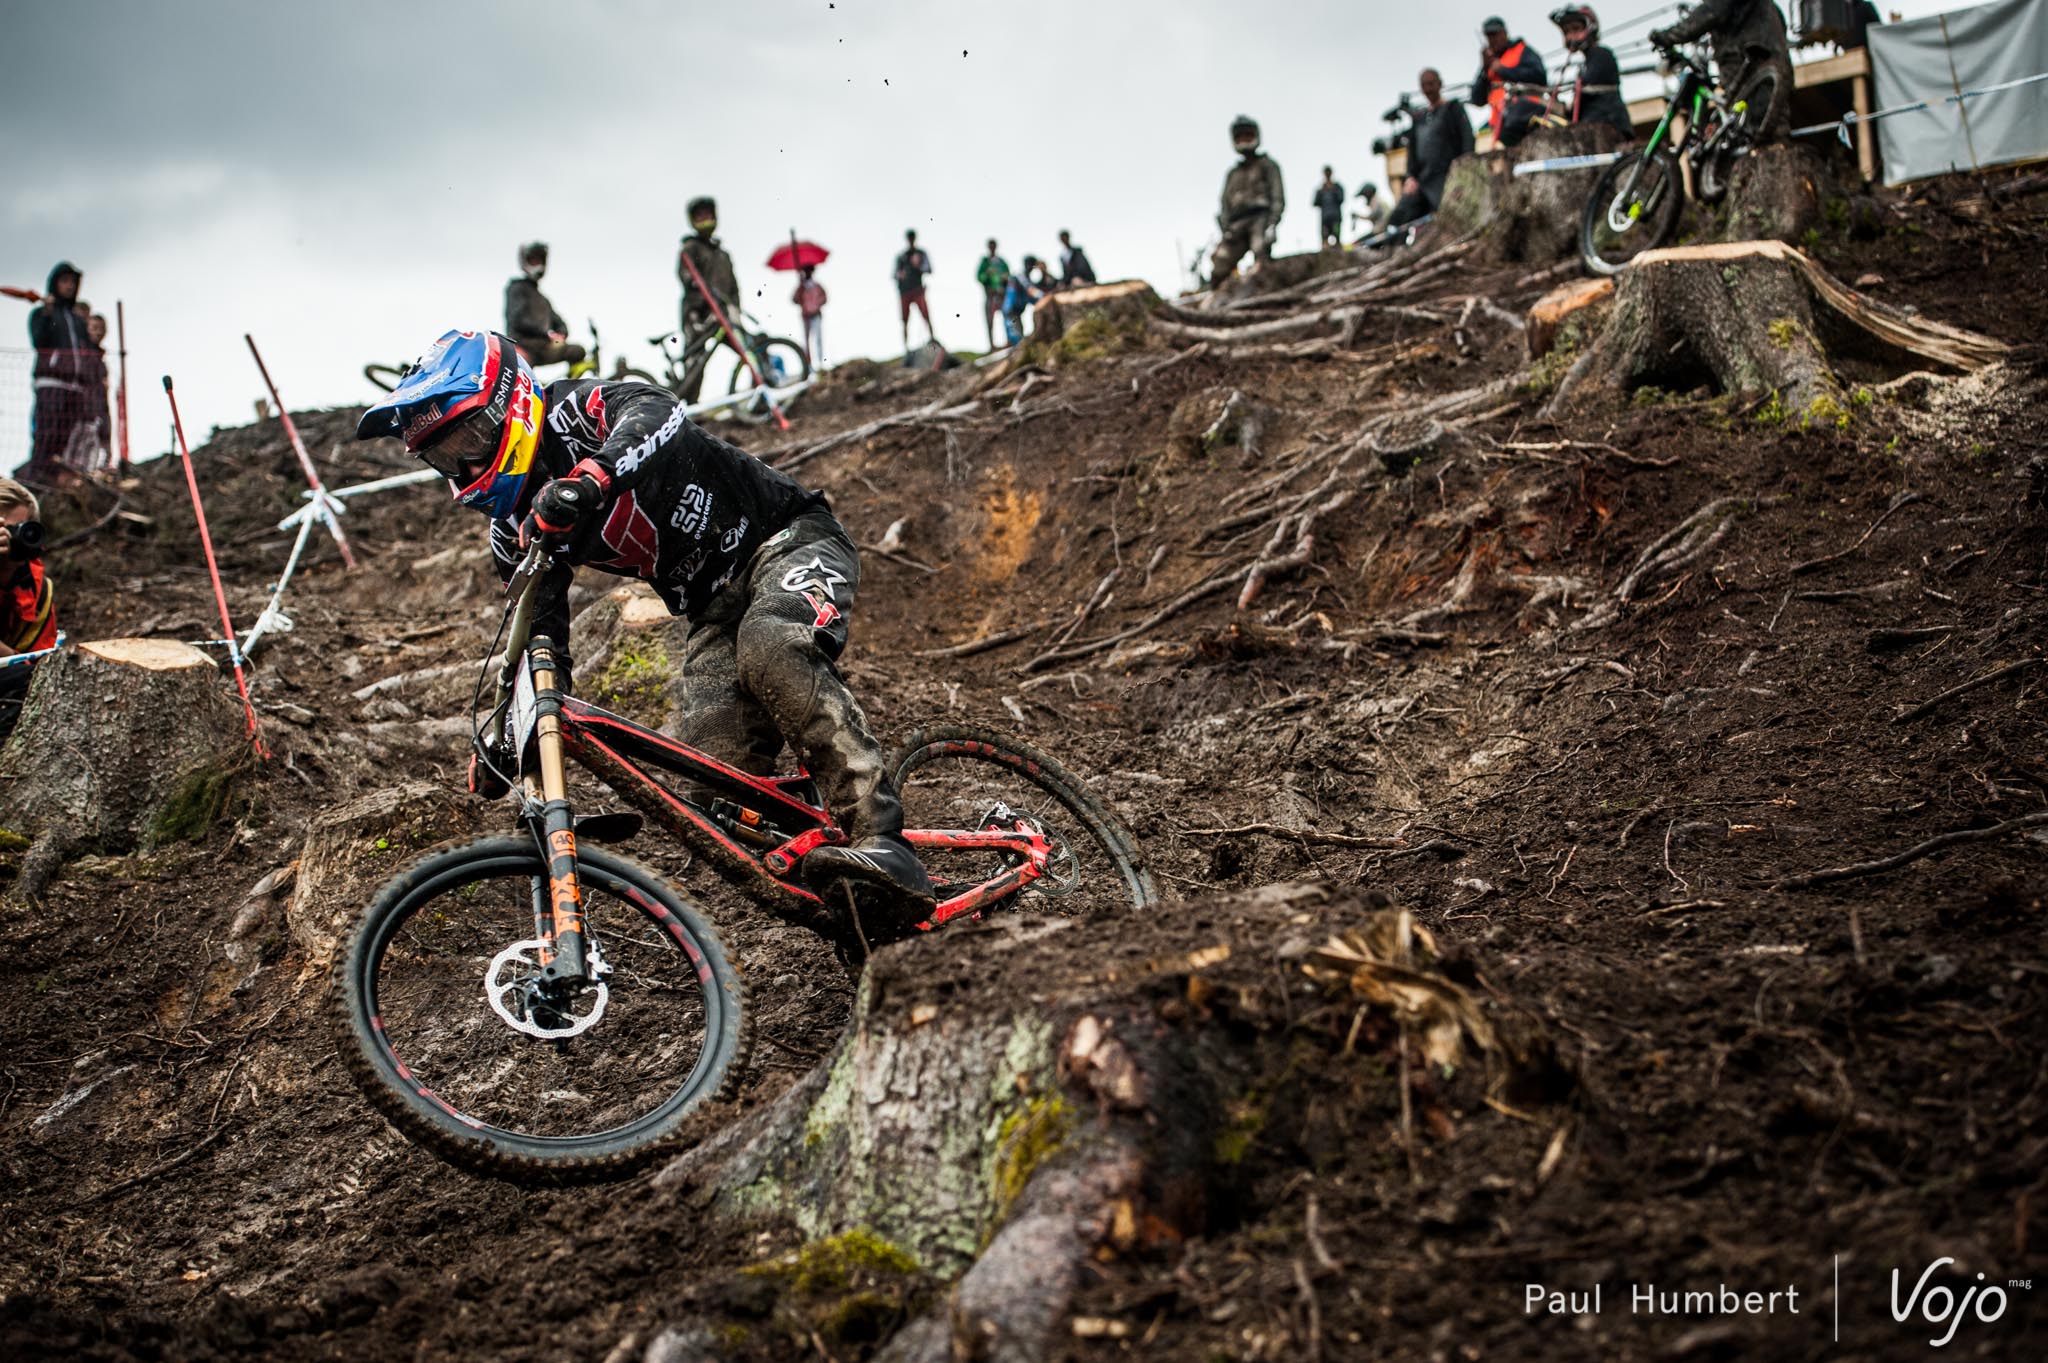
[519,241,548,271]
[356,330,542,520]
[1550,5,1599,49]
[1231,114,1260,153]
[687,196,717,232]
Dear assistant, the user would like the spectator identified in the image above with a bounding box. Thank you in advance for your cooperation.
[1313,167,1346,247]
[1551,6,1633,137]
[75,308,112,473]
[976,239,1011,350]
[1388,69,1475,228]
[792,265,827,366]
[1649,0,1794,141]
[1469,15,1548,148]
[24,262,92,481]
[676,196,743,401]
[0,478,56,738]
[1002,254,1052,345]
[1057,230,1097,286]
[894,229,936,354]
[1352,182,1391,238]
[504,241,587,373]
[1210,114,1285,287]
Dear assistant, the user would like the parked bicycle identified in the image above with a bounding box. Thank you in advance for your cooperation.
[614,311,811,426]
[334,539,1155,1182]
[1578,44,1781,276]
[365,321,619,393]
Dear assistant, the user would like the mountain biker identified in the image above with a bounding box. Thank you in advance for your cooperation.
[1211,115,1285,287]
[355,329,936,910]
[1551,7,1633,137]
[1468,16,1548,148]
[976,239,1011,350]
[677,196,744,402]
[1648,0,1794,141]
[504,242,588,373]
[1388,69,1475,229]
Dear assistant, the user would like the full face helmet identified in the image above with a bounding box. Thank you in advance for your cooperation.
[355,330,543,519]
[1230,115,1260,154]
[1549,5,1599,50]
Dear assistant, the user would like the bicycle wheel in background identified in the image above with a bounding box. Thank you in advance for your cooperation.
[335,836,749,1183]
[1580,147,1683,277]
[1696,69,1783,205]
[725,337,811,425]
[892,724,1158,920]
[364,362,407,393]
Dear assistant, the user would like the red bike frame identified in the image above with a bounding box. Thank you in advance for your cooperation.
[551,692,1056,931]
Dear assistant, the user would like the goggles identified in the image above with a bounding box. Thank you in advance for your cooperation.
[417,411,501,481]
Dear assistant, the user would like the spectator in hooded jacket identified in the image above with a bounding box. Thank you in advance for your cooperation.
[24,262,93,480]
[1469,15,1548,148]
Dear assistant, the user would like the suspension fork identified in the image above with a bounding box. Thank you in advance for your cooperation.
[525,637,589,987]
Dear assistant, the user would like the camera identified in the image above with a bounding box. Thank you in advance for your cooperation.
[6,520,44,562]
[1372,97,1418,157]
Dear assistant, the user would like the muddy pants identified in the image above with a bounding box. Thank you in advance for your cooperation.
[672,510,902,838]
[1209,211,1275,282]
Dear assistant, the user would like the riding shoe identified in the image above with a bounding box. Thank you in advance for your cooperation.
[804,833,937,907]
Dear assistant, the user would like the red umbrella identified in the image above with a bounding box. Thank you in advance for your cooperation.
[767,238,830,271]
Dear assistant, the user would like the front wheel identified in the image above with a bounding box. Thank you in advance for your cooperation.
[1580,148,1683,277]
[893,724,1158,919]
[364,362,407,393]
[725,337,811,425]
[334,836,749,1183]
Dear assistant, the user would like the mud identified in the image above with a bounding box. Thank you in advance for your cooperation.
[2,175,2046,1361]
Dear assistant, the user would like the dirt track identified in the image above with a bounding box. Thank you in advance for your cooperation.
[2,177,2046,1361]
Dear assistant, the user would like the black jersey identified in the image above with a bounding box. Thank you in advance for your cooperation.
[490,378,827,665]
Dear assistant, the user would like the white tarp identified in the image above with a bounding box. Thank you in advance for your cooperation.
[1868,0,2048,184]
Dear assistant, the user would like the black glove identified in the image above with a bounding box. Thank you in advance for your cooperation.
[522,475,601,544]
[1647,26,1676,48]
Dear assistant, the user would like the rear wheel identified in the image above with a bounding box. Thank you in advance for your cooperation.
[335,836,748,1183]
[1696,68,1782,204]
[892,724,1158,920]
[1580,148,1684,276]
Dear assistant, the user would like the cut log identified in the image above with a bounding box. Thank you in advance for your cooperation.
[1024,280,1160,355]
[659,883,1569,1361]
[1527,276,1614,361]
[1551,240,2008,414]
[287,780,486,961]
[0,640,249,874]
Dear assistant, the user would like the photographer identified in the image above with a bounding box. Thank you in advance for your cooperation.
[1387,69,1475,229]
[0,479,57,738]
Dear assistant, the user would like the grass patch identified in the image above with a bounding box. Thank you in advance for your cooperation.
[148,766,234,846]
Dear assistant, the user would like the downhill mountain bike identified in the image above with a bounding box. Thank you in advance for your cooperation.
[365,321,621,393]
[615,310,811,426]
[1578,45,1783,276]
[335,541,1155,1182]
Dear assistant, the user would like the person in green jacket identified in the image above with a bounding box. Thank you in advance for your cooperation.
[976,239,1012,350]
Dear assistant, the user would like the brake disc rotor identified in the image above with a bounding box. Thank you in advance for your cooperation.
[484,938,610,1040]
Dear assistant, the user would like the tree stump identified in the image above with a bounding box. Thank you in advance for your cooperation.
[0,640,250,896]
[1716,142,1838,247]
[1024,280,1161,359]
[1551,240,2009,414]
[1483,124,1631,264]
[659,883,1568,1361]
[1527,276,1614,360]
[1429,152,1497,241]
[287,780,485,962]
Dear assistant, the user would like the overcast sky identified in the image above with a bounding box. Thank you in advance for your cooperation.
[3,0,1963,456]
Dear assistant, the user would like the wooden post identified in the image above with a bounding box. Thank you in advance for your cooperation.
[1852,73,1876,182]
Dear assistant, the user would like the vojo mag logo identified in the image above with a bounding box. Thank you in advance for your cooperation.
[1889,1257,2027,1348]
